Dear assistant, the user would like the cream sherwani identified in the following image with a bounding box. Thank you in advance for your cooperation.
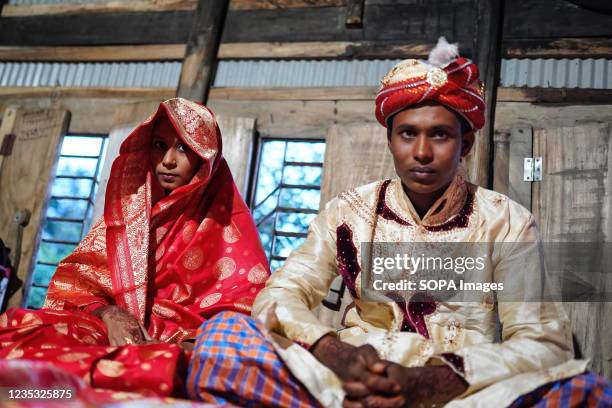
[252,172,587,407]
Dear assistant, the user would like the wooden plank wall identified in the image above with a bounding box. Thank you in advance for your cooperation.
[316,123,396,328]
[0,108,70,308]
[2,0,611,55]
[531,123,612,378]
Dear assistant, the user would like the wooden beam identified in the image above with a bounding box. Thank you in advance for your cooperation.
[210,86,378,100]
[2,1,612,47]
[503,0,612,39]
[4,38,609,63]
[231,0,345,10]
[0,87,176,99]
[507,127,533,210]
[1,0,196,17]
[497,88,612,104]
[504,38,612,59]
[0,12,194,46]
[492,131,510,195]
[0,4,474,46]
[2,0,344,17]
[210,86,612,103]
[0,45,186,62]
[221,40,473,59]
[470,0,504,188]
[223,3,475,43]
[177,0,229,102]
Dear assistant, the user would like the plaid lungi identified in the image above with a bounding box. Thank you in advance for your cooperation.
[509,371,612,408]
[186,311,320,407]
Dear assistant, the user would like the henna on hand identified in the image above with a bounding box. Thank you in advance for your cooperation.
[311,334,401,402]
[385,364,468,406]
[93,305,147,346]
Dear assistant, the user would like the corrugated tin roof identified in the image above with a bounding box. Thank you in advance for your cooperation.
[1,59,609,89]
[213,59,401,87]
[501,58,612,89]
[213,58,612,89]
[0,61,181,87]
[8,0,107,4]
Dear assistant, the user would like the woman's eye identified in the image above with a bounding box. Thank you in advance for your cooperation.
[177,143,186,152]
[153,140,166,149]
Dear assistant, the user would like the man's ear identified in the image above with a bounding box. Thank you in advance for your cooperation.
[461,131,475,158]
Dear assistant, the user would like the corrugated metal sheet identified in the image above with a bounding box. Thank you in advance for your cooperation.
[2,59,610,89]
[214,58,612,89]
[0,61,181,87]
[501,58,612,89]
[8,0,107,4]
[213,59,402,87]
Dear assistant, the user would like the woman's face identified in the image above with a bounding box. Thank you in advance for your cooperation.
[149,116,201,193]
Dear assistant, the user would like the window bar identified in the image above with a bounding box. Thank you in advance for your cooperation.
[279,183,320,190]
[284,161,323,167]
[54,175,97,180]
[59,154,102,159]
[46,216,85,223]
[273,231,307,238]
[276,207,318,214]
[50,196,91,201]
[41,238,80,246]
[81,137,106,237]
[253,185,280,209]
[248,136,266,210]
[37,261,59,267]
[255,208,277,228]
[269,142,289,261]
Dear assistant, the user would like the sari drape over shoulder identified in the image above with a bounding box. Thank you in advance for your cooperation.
[0,98,270,397]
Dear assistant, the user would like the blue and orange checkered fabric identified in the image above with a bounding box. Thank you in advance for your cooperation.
[509,371,612,407]
[186,311,320,407]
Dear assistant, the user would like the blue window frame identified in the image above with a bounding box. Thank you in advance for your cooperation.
[250,139,326,272]
[24,134,108,309]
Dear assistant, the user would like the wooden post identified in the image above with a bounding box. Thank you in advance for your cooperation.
[471,0,504,188]
[345,0,364,28]
[177,0,229,102]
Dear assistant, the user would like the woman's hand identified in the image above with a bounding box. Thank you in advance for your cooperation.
[93,305,149,346]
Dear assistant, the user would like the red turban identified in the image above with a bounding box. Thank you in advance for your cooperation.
[375,37,486,131]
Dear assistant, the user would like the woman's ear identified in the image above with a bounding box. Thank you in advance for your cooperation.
[461,131,475,158]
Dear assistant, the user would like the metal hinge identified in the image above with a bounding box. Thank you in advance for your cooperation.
[523,157,542,182]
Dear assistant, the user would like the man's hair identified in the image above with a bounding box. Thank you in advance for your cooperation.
[386,103,473,140]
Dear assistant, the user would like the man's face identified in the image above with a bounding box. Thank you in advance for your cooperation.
[149,117,202,193]
[388,103,474,197]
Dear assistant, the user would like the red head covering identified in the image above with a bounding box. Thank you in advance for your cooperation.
[375,37,486,131]
[46,98,270,343]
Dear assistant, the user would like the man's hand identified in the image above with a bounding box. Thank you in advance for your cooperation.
[93,305,149,346]
[382,363,468,407]
[311,334,402,406]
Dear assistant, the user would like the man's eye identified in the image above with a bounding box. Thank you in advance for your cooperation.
[432,131,448,138]
[400,131,416,138]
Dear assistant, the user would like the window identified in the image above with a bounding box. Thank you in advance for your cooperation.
[24,135,108,309]
[250,139,325,272]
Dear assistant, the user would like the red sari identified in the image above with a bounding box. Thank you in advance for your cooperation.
[0,98,270,397]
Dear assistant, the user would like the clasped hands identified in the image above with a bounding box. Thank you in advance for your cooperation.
[311,334,467,408]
